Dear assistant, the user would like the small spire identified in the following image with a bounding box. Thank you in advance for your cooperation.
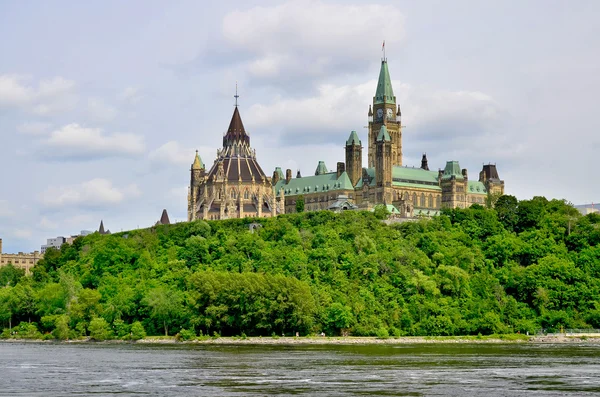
[368,104,373,116]
[192,150,204,170]
[159,209,171,225]
[98,220,105,234]
[421,153,429,171]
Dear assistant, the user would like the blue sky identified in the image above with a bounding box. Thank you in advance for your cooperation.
[1,0,599,252]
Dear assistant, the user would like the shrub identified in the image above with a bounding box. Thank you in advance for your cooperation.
[179,328,197,341]
[88,317,113,341]
[130,321,146,340]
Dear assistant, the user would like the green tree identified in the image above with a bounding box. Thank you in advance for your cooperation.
[143,286,182,336]
[88,317,112,341]
[296,195,305,213]
[494,195,518,231]
[0,264,25,286]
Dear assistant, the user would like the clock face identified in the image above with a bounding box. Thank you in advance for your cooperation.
[386,108,393,119]
[376,108,383,119]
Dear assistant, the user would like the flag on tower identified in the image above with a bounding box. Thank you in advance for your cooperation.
[382,40,385,50]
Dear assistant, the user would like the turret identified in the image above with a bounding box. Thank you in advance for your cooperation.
[421,153,429,171]
[345,130,362,186]
[375,125,392,188]
[286,169,292,183]
[315,161,328,175]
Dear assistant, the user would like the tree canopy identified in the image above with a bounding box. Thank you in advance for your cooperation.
[1,196,599,339]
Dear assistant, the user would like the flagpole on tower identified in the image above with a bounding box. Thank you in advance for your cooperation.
[234,82,239,107]
[382,40,386,61]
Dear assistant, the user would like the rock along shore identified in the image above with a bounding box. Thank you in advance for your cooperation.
[3,335,600,345]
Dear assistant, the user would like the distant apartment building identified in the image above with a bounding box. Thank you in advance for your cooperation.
[575,204,599,216]
[41,230,93,253]
[0,238,42,275]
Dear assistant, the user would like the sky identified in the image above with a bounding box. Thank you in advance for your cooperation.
[1,0,599,253]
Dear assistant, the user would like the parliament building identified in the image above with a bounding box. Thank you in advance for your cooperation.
[187,57,504,221]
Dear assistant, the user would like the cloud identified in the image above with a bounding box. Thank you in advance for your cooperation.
[17,121,52,135]
[42,123,145,160]
[246,79,504,149]
[38,216,58,230]
[0,200,14,218]
[0,75,77,115]
[118,87,143,105]
[149,141,191,166]
[40,178,141,209]
[222,1,405,84]
[12,229,33,239]
[86,97,118,122]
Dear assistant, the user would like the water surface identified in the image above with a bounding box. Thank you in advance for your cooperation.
[1,342,599,396]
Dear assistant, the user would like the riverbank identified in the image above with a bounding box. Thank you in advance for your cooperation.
[3,334,600,345]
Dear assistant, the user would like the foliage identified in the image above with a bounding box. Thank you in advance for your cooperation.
[0,196,598,338]
[296,196,305,213]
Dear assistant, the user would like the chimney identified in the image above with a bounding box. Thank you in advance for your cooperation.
[286,169,292,183]
[272,169,280,185]
[438,169,444,181]
[462,169,468,180]
[0,238,2,254]
[336,162,346,178]
[296,170,302,178]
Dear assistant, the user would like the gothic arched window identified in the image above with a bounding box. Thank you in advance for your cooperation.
[231,189,237,199]
[413,193,417,205]
[420,193,425,207]
[244,190,249,199]
[428,194,433,208]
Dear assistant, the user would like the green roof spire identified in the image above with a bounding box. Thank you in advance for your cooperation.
[377,125,391,142]
[442,161,464,181]
[315,161,328,175]
[192,150,204,170]
[346,130,361,146]
[374,60,396,104]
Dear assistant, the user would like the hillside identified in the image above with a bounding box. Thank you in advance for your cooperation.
[1,195,600,340]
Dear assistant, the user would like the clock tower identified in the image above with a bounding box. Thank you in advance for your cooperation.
[367,59,402,168]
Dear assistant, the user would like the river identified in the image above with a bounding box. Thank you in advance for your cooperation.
[0,342,599,396]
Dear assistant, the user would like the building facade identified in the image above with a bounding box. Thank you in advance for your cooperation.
[187,106,283,220]
[0,239,42,275]
[272,57,505,215]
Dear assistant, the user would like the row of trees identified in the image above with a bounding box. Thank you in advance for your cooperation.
[1,195,599,339]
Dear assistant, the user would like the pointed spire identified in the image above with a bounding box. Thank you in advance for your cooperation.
[159,209,171,225]
[192,150,204,170]
[421,153,429,171]
[397,105,401,117]
[368,105,373,116]
[375,60,395,104]
[223,106,250,147]
[346,130,361,146]
[98,220,105,234]
[377,125,391,142]
[315,161,328,175]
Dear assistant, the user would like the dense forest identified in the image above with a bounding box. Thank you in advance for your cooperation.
[1,195,599,340]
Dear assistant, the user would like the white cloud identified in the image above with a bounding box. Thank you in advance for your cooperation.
[38,216,58,230]
[86,97,118,122]
[149,141,194,166]
[222,1,405,81]
[0,75,77,115]
[13,229,33,239]
[43,123,145,159]
[118,87,143,104]
[40,178,141,209]
[17,121,52,135]
[246,79,503,147]
[149,141,214,168]
[0,200,14,218]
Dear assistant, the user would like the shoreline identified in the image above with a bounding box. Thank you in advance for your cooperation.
[2,335,600,345]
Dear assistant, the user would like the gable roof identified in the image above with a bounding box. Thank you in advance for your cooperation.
[273,171,354,196]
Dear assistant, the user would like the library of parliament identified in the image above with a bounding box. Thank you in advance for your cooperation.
[187,57,505,221]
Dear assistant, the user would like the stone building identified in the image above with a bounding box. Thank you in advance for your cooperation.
[187,105,283,220]
[272,56,505,215]
[0,239,42,275]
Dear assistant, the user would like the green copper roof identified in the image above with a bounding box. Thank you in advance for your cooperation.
[346,130,361,146]
[442,161,464,181]
[192,150,204,169]
[468,181,487,195]
[273,171,354,197]
[377,125,391,142]
[360,166,441,190]
[315,161,328,175]
[274,167,284,180]
[374,60,396,104]
[370,204,400,214]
